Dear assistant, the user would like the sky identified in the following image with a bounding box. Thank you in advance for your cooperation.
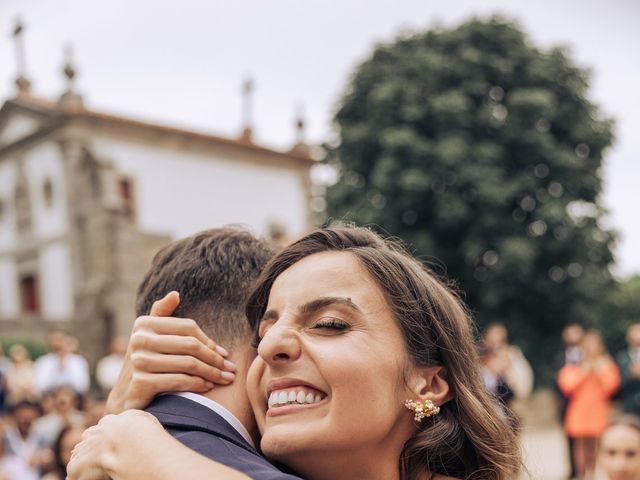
[1,0,638,276]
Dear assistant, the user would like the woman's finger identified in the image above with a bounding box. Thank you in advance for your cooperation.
[131,352,236,384]
[129,332,235,373]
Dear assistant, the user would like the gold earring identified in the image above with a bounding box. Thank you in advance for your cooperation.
[404,399,440,422]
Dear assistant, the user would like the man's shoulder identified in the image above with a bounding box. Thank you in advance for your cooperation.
[147,404,302,480]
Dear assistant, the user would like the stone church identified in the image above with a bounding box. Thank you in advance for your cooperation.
[0,56,313,363]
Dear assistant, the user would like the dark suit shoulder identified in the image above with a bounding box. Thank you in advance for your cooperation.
[146,396,303,480]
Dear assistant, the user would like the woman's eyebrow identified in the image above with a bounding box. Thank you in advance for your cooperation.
[299,296,361,315]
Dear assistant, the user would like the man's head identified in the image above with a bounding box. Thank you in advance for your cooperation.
[136,227,276,352]
[562,323,585,348]
[47,330,69,355]
[627,322,640,349]
[10,400,42,437]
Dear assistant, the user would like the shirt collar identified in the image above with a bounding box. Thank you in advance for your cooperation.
[172,392,255,448]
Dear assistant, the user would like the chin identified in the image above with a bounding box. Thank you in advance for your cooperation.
[260,428,317,461]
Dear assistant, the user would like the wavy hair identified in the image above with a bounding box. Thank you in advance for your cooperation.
[246,226,521,479]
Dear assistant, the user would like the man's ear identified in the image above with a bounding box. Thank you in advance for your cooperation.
[407,365,452,406]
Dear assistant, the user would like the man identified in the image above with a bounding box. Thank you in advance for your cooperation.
[34,331,89,395]
[615,321,640,415]
[95,336,128,393]
[107,227,301,479]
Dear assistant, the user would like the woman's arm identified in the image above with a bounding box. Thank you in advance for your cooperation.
[557,363,589,396]
[67,410,250,480]
[106,291,237,413]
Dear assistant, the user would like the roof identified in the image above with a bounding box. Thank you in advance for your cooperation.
[0,93,314,164]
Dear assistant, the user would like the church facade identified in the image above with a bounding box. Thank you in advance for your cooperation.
[0,88,313,364]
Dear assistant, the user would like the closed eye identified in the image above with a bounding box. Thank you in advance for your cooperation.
[312,318,349,331]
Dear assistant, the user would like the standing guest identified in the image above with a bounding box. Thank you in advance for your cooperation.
[95,337,128,393]
[556,322,585,480]
[598,416,640,480]
[3,401,52,478]
[4,345,38,406]
[481,323,533,419]
[0,423,39,480]
[559,330,621,479]
[34,331,89,396]
[478,345,515,414]
[616,322,640,416]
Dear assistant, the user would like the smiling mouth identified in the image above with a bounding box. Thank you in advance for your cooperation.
[267,386,327,410]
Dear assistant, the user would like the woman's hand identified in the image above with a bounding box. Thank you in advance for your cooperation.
[67,410,165,480]
[106,291,236,414]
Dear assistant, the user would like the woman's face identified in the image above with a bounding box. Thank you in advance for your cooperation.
[247,251,416,467]
[599,424,640,480]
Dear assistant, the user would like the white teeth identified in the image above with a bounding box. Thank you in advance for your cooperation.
[268,389,325,408]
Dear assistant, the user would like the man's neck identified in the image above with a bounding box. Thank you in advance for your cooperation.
[197,348,259,445]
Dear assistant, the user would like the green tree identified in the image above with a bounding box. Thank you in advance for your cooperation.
[324,17,615,383]
[598,275,640,355]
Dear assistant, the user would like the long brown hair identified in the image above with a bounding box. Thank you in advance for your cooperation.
[246,226,521,479]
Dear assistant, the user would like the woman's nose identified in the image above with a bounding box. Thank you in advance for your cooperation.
[257,323,302,364]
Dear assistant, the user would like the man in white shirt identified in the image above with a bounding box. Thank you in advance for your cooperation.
[34,331,89,395]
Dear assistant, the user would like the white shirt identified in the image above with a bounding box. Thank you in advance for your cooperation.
[173,392,255,448]
[95,354,125,391]
[34,352,90,394]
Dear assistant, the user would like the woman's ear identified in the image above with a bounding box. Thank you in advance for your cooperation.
[408,366,452,406]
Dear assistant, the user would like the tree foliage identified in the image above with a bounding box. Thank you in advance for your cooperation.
[324,17,616,382]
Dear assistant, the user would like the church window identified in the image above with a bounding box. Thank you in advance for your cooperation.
[43,178,54,207]
[19,273,40,314]
[118,177,135,218]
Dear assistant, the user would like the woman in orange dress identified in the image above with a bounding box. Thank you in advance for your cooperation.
[559,330,621,479]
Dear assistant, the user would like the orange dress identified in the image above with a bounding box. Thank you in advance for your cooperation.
[558,361,620,438]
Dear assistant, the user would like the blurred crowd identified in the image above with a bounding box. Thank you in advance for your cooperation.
[2,322,640,479]
[0,331,125,480]
[479,321,640,480]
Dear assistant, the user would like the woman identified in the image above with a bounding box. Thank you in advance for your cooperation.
[559,330,620,479]
[5,344,38,406]
[599,416,640,480]
[68,226,521,479]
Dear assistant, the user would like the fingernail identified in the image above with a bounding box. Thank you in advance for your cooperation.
[220,371,236,382]
[204,382,214,390]
[223,359,237,372]
[215,345,229,357]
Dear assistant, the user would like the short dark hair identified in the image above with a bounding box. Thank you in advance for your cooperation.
[136,227,276,349]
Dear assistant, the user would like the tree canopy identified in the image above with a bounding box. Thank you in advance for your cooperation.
[324,17,616,381]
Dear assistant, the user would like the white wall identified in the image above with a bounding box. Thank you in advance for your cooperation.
[0,257,19,319]
[0,115,40,145]
[39,242,73,320]
[0,160,17,249]
[93,137,308,239]
[24,143,68,239]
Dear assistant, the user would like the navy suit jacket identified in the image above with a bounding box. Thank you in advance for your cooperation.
[146,395,302,480]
